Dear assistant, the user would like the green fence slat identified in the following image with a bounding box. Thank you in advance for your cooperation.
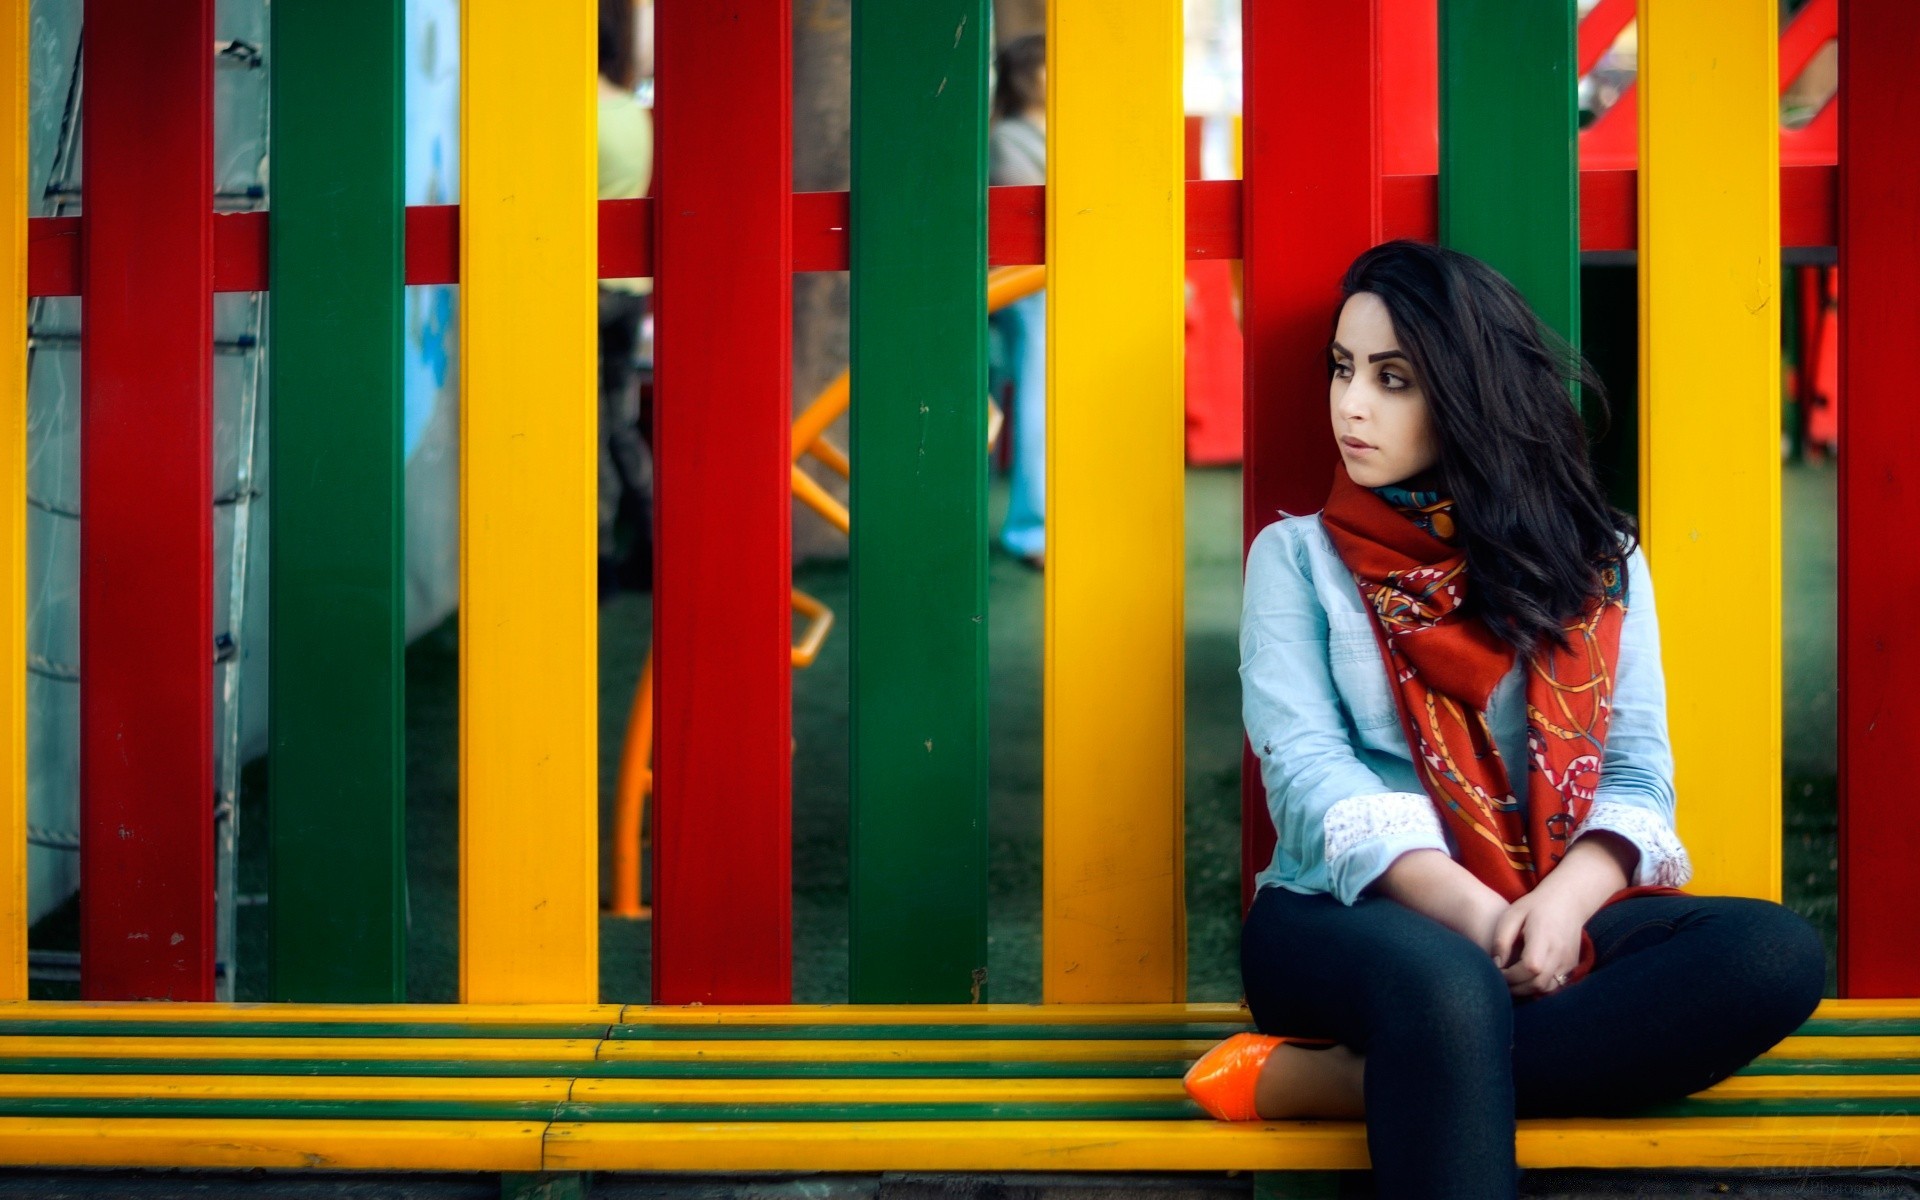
[266,0,407,1001]
[1439,0,1580,351]
[847,0,992,1002]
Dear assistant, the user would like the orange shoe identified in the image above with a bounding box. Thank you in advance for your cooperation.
[1182,1032,1337,1122]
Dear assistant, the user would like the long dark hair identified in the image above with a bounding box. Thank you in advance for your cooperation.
[599,0,637,91]
[1332,239,1638,657]
[994,34,1045,121]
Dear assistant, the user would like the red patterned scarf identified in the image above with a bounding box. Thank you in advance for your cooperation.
[1320,469,1684,987]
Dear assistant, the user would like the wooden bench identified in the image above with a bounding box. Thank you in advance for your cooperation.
[0,999,1914,1183]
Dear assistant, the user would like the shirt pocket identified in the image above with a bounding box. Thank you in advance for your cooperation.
[1325,610,1401,731]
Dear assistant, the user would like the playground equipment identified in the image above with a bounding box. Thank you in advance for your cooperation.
[607,262,1039,921]
[3,0,1919,1183]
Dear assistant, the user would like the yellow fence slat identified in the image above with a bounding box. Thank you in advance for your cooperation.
[459,0,599,1001]
[0,0,26,1001]
[1042,0,1187,1004]
[1637,0,1781,900]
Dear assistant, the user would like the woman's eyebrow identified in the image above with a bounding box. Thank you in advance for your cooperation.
[1369,349,1408,363]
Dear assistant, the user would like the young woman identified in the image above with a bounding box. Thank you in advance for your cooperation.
[1185,240,1826,1197]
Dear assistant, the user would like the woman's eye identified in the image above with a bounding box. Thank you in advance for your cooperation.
[1331,361,1352,378]
[1380,371,1406,390]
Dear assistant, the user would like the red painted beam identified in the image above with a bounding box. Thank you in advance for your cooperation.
[1238,0,1381,912]
[24,171,1839,296]
[79,0,215,1001]
[1839,0,1920,997]
[1577,0,1636,78]
[649,0,794,1004]
[1582,0,1839,171]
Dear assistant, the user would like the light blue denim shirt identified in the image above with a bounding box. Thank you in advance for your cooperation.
[1241,509,1693,906]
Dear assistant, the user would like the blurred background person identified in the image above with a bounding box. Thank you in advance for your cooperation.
[598,0,655,598]
[989,33,1046,568]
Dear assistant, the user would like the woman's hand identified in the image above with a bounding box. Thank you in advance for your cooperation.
[1489,831,1638,997]
[1489,888,1587,998]
[1372,849,1514,951]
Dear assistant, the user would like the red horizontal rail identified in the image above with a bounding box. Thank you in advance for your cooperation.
[23,169,1838,297]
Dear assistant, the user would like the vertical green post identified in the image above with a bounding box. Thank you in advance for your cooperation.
[1439,0,1580,351]
[268,0,407,1000]
[848,0,991,1002]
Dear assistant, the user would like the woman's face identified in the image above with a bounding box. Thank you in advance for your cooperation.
[1328,291,1440,488]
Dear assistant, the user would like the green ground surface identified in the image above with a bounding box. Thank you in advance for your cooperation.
[32,462,1840,1003]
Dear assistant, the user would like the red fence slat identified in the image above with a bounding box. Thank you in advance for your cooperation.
[1238,0,1383,909]
[1838,0,1920,997]
[649,0,794,1004]
[78,0,215,1001]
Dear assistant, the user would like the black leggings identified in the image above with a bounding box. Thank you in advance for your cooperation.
[1240,885,1826,1199]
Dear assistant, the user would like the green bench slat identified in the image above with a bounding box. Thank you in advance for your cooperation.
[549,1101,1201,1122]
[1737,1059,1920,1075]
[0,1098,562,1121]
[12,1058,1920,1081]
[13,1096,1920,1122]
[0,1098,1204,1122]
[0,1016,1902,1041]
[0,1021,618,1040]
[1634,1096,1920,1119]
[1793,1019,1920,1037]
[3,1021,1905,1042]
[607,1023,1256,1041]
[0,1059,1196,1080]
[0,1021,1246,1041]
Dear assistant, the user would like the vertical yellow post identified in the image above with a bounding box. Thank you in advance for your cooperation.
[459,0,598,1001]
[1043,0,1186,1002]
[1638,0,1780,900]
[0,0,26,999]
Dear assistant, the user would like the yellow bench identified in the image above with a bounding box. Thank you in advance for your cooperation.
[0,1000,1915,1182]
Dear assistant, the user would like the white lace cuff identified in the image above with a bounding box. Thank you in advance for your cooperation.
[1572,799,1694,888]
[1323,791,1448,865]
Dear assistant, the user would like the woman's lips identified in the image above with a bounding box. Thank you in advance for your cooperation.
[1341,437,1375,452]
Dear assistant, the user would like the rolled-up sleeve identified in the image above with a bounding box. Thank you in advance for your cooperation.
[1241,521,1449,905]
[1571,543,1694,888]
